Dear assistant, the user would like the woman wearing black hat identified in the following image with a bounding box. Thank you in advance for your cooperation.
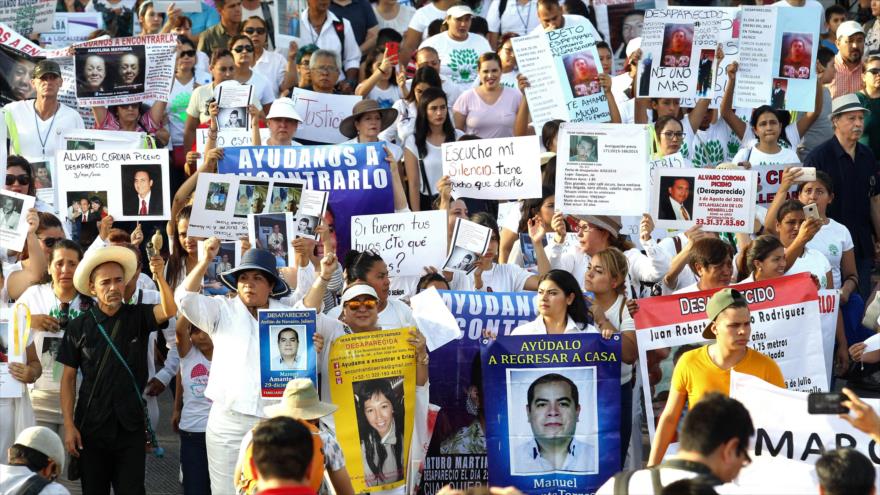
[175,238,329,494]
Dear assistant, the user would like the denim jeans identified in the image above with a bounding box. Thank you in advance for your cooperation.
[180,430,211,495]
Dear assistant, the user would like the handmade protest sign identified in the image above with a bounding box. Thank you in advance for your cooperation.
[63,129,147,151]
[634,273,828,445]
[443,218,492,274]
[442,136,542,200]
[218,143,393,256]
[0,189,34,252]
[329,328,417,493]
[728,371,880,494]
[258,309,317,398]
[734,6,818,112]
[594,0,666,73]
[418,291,538,495]
[753,164,798,205]
[636,8,719,99]
[482,334,621,493]
[195,128,271,168]
[651,167,757,233]
[0,0,54,37]
[511,25,611,133]
[155,0,201,11]
[556,123,651,216]
[74,34,177,106]
[675,7,740,109]
[817,289,840,388]
[250,213,295,266]
[39,13,103,47]
[351,210,447,277]
[648,152,686,186]
[55,149,171,222]
[290,87,360,144]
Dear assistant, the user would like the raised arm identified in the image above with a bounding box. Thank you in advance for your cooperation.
[302,252,337,309]
[150,254,178,324]
[599,73,622,124]
[720,61,746,140]
[7,210,47,300]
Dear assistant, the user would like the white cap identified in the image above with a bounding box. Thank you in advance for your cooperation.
[14,426,66,474]
[266,97,303,122]
[447,5,474,18]
[626,37,642,58]
[340,284,379,304]
[838,20,864,39]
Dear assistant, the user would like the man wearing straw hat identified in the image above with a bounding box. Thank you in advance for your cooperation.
[56,245,176,494]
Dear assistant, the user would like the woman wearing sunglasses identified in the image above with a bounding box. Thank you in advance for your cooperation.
[17,240,92,444]
[228,35,274,112]
[243,16,297,98]
[168,36,211,189]
[92,98,169,148]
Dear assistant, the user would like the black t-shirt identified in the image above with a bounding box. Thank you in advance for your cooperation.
[57,303,158,438]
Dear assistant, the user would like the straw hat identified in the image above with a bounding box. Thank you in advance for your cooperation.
[264,379,338,420]
[73,246,138,295]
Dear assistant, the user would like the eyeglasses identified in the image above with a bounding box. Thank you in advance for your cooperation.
[5,174,31,186]
[314,65,339,74]
[572,223,596,234]
[179,49,196,58]
[59,302,70,329]
[244,27,266,35]
[345,299,377,311]
[39,237,63,248]
[233,45,254,53]
[661,131,685,139]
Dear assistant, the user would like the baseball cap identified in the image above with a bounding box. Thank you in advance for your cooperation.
[447,5,474,18]
[32,60,61,79]
[266,97,303,122]
[702,288,749,339]
[837,20,864,39]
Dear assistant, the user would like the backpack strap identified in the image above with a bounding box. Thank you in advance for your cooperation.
[260,1,277,48]
[332,20,346,69]
[496,0,508,34]
[672,235,683,254]
[15,474,51,495]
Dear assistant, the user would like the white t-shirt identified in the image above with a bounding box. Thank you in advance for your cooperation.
[179,345,212,432]
[486,0,539,36]
[168,76,199,147]
[241,4,265,20]
[500,69,519,90]
[788,247,832,289]
[468,262,533,293]
[404,129,465,195]
[254,50,288,97]
[806,218,854,289]
[528,14,600,40]
[5,100,85,159]
[742,122,801,150]
[688,118,740,168]
[407,2,447,35]
[366,83,404,110]
[605,294,635,385]
[374,3,416,33]
[731,144,801,167]
[418,32,492,92]
[186,83,260,123]
[245,71,276,106]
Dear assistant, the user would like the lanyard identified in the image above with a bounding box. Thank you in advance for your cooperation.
[514,0,531,33]
[33,101,59,158]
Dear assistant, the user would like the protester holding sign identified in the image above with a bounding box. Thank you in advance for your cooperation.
[453,52,523,139]
[467,212,549,292]
[92,99,169,147]
[647,288,784,466]
[228,35,274,110]
[652,115,687,160]
[510,269,596,335]
[771,199,833,289]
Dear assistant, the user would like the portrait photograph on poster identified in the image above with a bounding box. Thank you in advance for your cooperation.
[267,180,304,213]
[779,32,813,79]
[269,325,307,371]
[353,376,406,487]
[568,135,599,163]
[506,367,598,476]
[234,180,270,218]
[660,24,693,67]
[564,51,600,97]
[656,176,695,222]
[75,45,146,97]
[120,164,164,217]
[205,181,231,212]
[771,78,788,109]
[252,213,291,266]
[695,49,715,97]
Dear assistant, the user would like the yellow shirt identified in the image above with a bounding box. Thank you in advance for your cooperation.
[671,345,785,407]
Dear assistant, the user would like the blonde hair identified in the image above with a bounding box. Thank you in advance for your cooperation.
[592,247,629,295]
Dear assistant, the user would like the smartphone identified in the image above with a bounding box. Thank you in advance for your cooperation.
[385,41,399,60]
[803,202,821,221]
[794,166,817,182]
[808,392,848,414]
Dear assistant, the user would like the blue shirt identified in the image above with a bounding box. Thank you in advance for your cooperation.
[329,0,377,45]
[804,135,880,259]
[187,1,221,35]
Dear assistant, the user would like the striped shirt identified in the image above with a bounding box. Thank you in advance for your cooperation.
[830,54,865,98]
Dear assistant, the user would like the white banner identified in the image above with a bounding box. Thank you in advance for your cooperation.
[677,7,740,109]
[556,122,651,216]
[290,87,360,144]
[351,210,448,276]
[442,135,542,200]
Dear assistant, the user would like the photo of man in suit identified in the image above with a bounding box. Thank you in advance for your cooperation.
[123,167,163,216]
[658,177,693,221]
[771,79,787,110]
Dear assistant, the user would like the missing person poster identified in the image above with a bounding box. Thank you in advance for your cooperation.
[634,273,828,444]
[636,8,720,99]
[216,82,254,131]
[292,189,329,241]
[0,189,33,252]
[442,136,542,201]
[555,123,651,216]
[290,88,361,144]
[351,210,448,277]
[249,213,295,267]
[728,371,880,494]
[442,218,492,274]
[274,0,306,53]
[0,0,54,37]
[650,167,757,233]
[734,5,819,112]
[329,328,417,493]
[55,149,171,222]
[258,309,317,398]
[593,0,667,74]
[74,34,177,106]
[419,291,538,495]
[198,239,242,285]
[218,143,393,257]
[481,334,621,493]
[511,26,611,133]
[189,172,271,240]
[675,7,741,109]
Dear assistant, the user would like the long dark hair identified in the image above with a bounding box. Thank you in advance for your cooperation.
[538,269,593,327]
[166,204,192,288]
[750,106,792,147]
[414,87,456,158]
[342,249,385,285]
[355,378,404,481]
[517,186,554,232]
[406,66,442,103]
[736,234,784,281]
[7,155,35,196]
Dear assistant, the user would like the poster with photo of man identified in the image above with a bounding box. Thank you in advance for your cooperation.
[0,190,34,252]
[258,309,317,398]
[249,212,295,268]
[481,333,620,493]
[650,167,757,232]
[121,164,164,217]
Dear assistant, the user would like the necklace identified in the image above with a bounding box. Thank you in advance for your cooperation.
[514,0,531,33]
[33,101,59,158]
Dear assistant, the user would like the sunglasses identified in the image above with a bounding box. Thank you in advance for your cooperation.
[179,49,196,58]
[868,68,880,75]
[5,174,31,186]
[345,299,377,311]
[233,45,255,53]
[59,302,70,329]
[117,103,139,110]
[40,237,63,248]
[244,27,266,35]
